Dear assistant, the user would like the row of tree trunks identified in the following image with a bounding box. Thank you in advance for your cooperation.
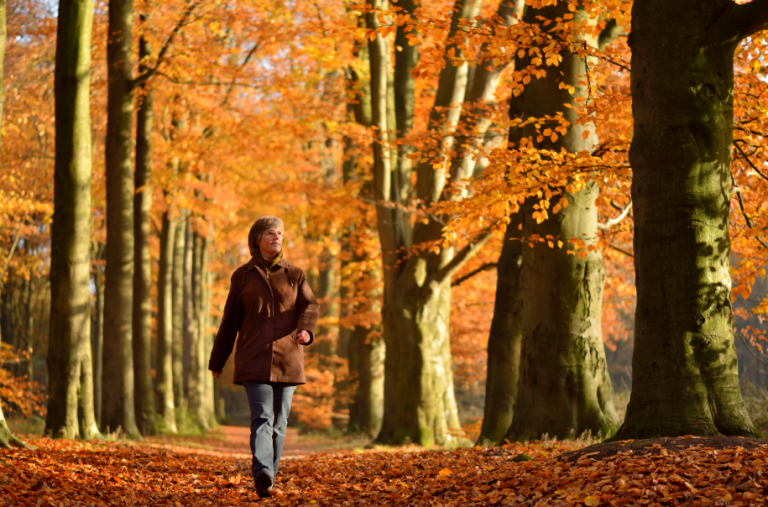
[45,0,100,440]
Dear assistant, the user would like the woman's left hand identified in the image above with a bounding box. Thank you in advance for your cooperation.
[297,330,311,344]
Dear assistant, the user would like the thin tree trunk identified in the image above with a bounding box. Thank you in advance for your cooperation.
[91,245,104,426]
[172,210,187,421]
[504,3,618,441]
[188,229,209,429]
[132,28,156,436]
[156,210,178,432]
[102,0,139,438]
[477,213,523,444]
[183,222,198,418]
[615,0,768,439]
[46,0,100,440]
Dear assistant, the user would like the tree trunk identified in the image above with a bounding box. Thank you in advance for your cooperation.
[183,222,198,421]
[132,29,156,436]
[102,0,139,438]
[46,0,100,440]
[91,245,104,426]
[171,210,187,421]
[156,210,178,432]
[615,0,768,439]
[477,213,523,444]
[188,229,211,429]
[504,4,618,442]
[373,0,485,448]
[347,324,385,437]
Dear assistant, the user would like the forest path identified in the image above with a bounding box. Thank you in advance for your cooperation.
[143,424,363,460]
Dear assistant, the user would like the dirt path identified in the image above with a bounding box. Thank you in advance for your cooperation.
[144,425,363,460]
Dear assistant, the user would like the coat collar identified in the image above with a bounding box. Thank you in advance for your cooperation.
[244,256,289,272]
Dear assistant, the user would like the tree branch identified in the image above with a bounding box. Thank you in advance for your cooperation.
[0,231,20,291]
[597,19,625,51]
[452,262,497,287]
[734,139,768,184]
[426,229,494,288]
[133,0,203,87]
[737,332,768,366]
[597,201,632,230]
[716,0,768,46]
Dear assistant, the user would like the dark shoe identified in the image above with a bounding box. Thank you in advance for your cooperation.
[254,470,273,497]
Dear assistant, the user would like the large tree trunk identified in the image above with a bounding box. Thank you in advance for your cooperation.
[504,3,618,442]
[46,0,100,440]
[132,30,156,436]
[183,221,198,417]
[102,0,139,438]
[171,210,187,421]
[477,213,523,444]
[615,0,768,439]
[156,210,178,432]
[374,0,487,448]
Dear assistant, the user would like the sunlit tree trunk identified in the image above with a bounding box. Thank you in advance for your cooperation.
[132,29,156,436]
[504,4,618,442]
[183,222,198,414]
[102,0,139,438]
[156,209,178,432]
[372,0,490,448]
[615,0,768,439]
[188,229,211,429]
[477,214,523,444]
[171,210,187,420]
[46,0,100,440]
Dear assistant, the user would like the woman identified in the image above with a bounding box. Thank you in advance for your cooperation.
[209,216,319,498]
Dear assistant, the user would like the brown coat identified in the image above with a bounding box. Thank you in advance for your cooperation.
[208,257,319,384]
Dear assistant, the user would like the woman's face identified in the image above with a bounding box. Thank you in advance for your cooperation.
[258,227,284,258]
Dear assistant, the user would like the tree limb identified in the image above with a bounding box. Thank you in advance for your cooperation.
[716,0,768,46]
[606,243,634,258]
[597,201,632,230]
[0,230,20,291]
[734,139,768,184]
[452,262,497,287]
[737,332,768,366]
[133,0,203,87]
[426,229,494,288]
[597,19,625,51]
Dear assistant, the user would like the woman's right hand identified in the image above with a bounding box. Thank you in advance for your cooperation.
[212,371,222,378]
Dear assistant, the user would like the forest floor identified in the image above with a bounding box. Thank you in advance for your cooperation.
[1,426,768,506]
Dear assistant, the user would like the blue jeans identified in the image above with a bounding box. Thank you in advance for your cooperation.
[243,382,297,480]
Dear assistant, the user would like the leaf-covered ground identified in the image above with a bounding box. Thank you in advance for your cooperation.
[2,429,768,506]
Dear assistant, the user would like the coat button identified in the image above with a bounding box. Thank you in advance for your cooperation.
[270,376,273,381]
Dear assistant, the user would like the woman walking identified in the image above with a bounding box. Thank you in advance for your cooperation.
[209,216,319,497]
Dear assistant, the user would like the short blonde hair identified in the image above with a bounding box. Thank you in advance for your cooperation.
[248,216,284,253]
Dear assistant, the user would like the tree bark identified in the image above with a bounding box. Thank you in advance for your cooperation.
[90,244,104,426]
[46,0,100,440]
[102,0,139,438]
[132,29,156,436]
[504,4,618,442]
[477,213,523,444]
[374,0,483,448]
[615,0,768,439]
[188,229,211,429]
[171,210,187,420]
[156,210,178,432]
[183,221,198,420]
